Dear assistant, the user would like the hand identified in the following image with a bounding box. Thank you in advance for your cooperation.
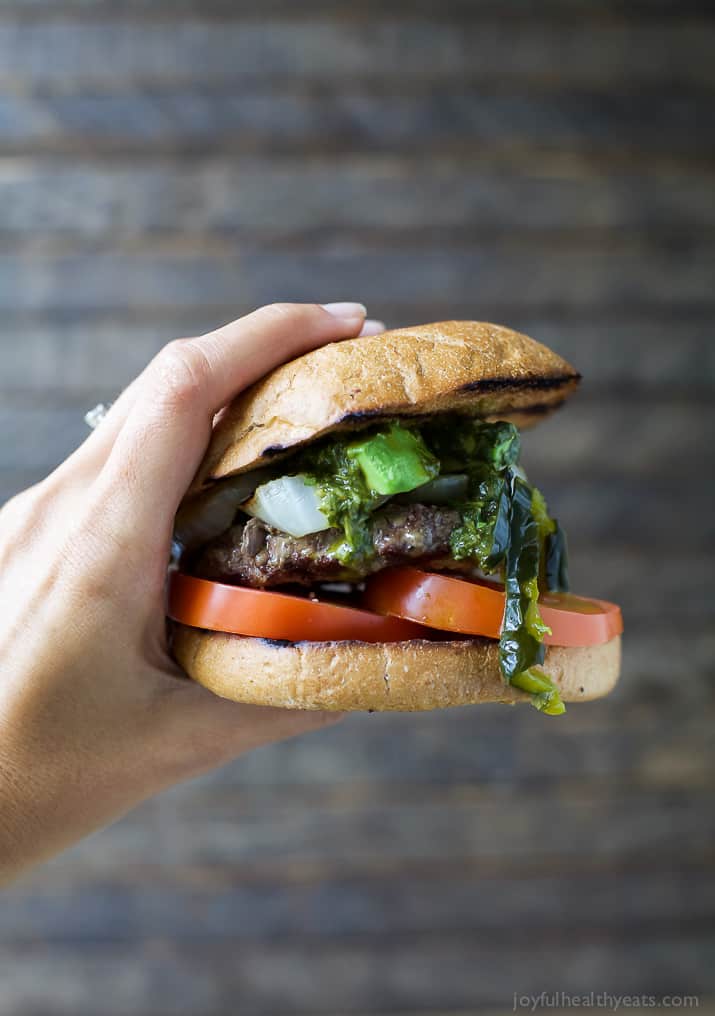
[0,302,383,884]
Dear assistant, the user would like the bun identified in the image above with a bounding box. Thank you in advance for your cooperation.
[189,320,579,492]
[172,320,606,714]
[170,625,620,712]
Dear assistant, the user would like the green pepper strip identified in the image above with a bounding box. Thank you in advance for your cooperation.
[500,475,565,716]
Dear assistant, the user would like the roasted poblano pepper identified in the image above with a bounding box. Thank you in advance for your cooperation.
[293,415,570,713]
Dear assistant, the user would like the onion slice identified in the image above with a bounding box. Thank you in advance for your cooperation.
[243,474,331,537]
[173,468,274,549]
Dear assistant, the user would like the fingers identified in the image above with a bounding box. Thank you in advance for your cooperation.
[100,302,369,524]
[100,315,384,448]
[360,318,386,337]
[64,309,386,491]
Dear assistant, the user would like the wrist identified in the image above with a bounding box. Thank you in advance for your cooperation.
[0,690,175,885]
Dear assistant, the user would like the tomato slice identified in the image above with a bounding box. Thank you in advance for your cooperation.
[362,567,623,648]
[167,570,431,643]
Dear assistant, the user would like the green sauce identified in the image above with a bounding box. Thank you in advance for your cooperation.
[292,414,570,715]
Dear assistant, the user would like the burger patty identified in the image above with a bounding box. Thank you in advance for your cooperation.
[193,503,461,587]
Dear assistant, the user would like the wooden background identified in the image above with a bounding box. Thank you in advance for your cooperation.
[1,2,714,1013]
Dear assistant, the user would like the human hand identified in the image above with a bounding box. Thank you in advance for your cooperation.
[0,302,383,884]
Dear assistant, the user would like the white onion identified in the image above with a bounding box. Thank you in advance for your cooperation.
[398,473,469,504]
[243,474,331,537]
[173,468,273,549]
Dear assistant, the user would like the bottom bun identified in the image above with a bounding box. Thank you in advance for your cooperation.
[170,624,621,711]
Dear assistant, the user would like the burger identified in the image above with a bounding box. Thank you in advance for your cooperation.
[168,321,622,715]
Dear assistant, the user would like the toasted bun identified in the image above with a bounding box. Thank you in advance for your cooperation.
[170,625,620,711]
[190,320,579,492]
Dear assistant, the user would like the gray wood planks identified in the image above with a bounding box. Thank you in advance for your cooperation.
[9,777,715,885]
[1,244,712,313]
[3,160,713,235]
[1,88,712,159]
[3,868,715,941]
[0,18,713,88]
[1,0,712,16]
[0,936,712,1015]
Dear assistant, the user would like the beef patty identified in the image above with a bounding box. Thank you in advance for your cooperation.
[193,503,461,587]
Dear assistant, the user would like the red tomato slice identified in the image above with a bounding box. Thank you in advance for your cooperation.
[167,571,431,643]
[362,567,623,648]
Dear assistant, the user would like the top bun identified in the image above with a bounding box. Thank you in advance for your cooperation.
[190,320,579,492]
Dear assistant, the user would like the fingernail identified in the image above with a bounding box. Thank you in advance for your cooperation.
[321,302,367,321]
[359,319,386,337]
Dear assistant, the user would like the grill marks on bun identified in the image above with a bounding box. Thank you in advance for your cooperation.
[187,321,580,494]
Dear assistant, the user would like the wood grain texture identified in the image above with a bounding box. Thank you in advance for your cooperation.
[0,937,712,1015]
[1,0,713,16]
[0,3,713,1014]
[0,18,713,88]
[0,88,712,159]
[76,783,715,866]
[1,243,712,314]
[3,159,713,235]
[3,867,715,942]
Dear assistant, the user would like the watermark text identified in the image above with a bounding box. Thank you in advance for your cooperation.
[513,992,700,1011]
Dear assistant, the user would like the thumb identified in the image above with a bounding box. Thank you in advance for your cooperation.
[99,302,367,526]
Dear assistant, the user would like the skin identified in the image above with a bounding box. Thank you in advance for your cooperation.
[0,302,385,885]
